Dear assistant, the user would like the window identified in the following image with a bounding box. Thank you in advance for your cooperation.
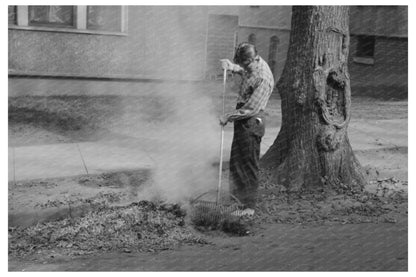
[268,36,279,75]
[87,6,122,32]
[354,35,375,65]
[356,35,375,58]
[248,33,256,45]
[29,6,75,28]
[9,6,127,36]
[8,6,17,25]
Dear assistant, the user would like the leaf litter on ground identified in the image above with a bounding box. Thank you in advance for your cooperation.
[254,171,408,225]
[9,173,408,258]
[9,201,207,258]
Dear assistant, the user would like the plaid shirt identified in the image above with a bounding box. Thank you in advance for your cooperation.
[227,56,274,121]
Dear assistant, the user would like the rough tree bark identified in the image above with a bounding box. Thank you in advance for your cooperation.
[261,6,366,192]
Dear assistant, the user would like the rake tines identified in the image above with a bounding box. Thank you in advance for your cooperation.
[189,191,244,228]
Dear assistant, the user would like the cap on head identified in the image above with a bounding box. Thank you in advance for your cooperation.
[233,42,258,65]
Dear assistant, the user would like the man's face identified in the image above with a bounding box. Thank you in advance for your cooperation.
[238,58,253,70]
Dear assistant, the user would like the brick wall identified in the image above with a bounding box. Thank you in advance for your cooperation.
[350,6,407,37]
[348,36,408,98]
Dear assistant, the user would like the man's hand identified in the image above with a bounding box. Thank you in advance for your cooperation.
[220,59,234,71]
[219,114,229,126]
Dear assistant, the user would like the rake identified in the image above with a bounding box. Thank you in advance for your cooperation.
[190,68,245,227]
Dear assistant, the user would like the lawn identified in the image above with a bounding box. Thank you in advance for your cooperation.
[9,79,407,147]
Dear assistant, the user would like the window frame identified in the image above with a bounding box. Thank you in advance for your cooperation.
[86,6,123,32]
[28,6,77,29]
[8,6,128,37]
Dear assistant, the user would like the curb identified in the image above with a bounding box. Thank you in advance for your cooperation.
[8,169,153,228]
[9,204,93,228]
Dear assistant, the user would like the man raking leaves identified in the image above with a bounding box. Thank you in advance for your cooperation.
[220,42,274,217]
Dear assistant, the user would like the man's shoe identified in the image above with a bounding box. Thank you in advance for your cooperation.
[231,208,255,217]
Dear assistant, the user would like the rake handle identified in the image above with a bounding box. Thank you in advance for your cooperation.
[217,68,227,205]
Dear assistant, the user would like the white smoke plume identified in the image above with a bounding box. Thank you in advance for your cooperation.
[110,83,224,204]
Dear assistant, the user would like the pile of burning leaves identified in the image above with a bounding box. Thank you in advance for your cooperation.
[9,201,207,258]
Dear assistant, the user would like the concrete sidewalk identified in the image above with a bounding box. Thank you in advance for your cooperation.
[8,118,408,182]
[8,139,155,182]
[7,128,280,182]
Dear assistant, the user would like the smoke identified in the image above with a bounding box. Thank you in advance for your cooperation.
[109,83,223,204]
[146,87,221,203]
[107,7,227,204]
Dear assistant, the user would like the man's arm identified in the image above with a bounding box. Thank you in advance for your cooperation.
[220,59,244,74]
[226,78,272,122]
[230,63,244,74]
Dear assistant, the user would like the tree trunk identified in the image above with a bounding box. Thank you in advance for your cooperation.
[261,6,366,192]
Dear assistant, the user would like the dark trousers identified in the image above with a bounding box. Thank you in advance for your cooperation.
[229,110,265,209]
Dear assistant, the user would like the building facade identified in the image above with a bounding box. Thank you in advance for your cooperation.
[349,6,408,98]
[8,5,408,97]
